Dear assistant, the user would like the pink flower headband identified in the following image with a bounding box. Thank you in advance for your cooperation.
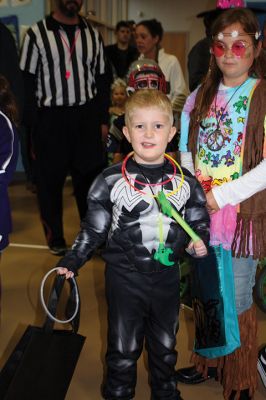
[216,0,245,8]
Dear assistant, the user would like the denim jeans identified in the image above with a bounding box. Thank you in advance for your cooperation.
[232,256,257,315]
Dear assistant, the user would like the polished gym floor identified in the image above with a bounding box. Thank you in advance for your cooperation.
[0,179,265,399]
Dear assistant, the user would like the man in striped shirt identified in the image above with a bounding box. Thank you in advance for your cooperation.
[20,0,110,256]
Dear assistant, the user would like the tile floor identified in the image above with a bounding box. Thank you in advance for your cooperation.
[0,180,265,399]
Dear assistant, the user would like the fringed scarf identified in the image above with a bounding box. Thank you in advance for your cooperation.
[188,79,266,259]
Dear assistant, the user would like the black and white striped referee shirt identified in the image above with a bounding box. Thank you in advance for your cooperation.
[20,15,106,108]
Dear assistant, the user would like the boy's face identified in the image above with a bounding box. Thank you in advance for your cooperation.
[123,106,176,164]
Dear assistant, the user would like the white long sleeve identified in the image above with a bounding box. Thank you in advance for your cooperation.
[213,158,266,209]
[180,152,195,175]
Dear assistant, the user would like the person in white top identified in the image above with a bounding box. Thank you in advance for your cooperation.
[135,19,187,115]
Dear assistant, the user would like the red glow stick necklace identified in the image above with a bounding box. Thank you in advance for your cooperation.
[121,152,184,198]
[122,151,177,187]
[59,28,80,80]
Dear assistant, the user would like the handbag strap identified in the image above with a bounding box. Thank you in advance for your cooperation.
[40,267,81,333]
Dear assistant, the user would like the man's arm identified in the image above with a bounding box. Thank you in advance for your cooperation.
[20,28,39,129]
[21,71,38,129]
[94,33,111,136]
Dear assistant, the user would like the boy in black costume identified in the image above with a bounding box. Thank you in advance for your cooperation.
[57,90,209,399]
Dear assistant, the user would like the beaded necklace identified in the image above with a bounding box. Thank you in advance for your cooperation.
[206,78,248,151]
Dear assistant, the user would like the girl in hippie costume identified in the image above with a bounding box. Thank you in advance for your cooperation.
[178,7,266,400]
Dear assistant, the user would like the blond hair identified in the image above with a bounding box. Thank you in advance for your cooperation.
[125,89,173,127]
[111,78,127,93]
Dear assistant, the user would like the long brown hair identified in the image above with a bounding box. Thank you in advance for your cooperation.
[190,8,266,130]
[0,75,19,126]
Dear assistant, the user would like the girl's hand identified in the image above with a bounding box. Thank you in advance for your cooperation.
[206,190,220,214]
[187,239,207,257]
[57,267,74,279]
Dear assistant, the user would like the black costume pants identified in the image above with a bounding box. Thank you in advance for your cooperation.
[104,265,181,400]
[32,100,105,247]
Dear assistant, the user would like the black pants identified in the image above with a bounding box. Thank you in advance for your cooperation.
[32,100,105,246]
[103,265,181,400]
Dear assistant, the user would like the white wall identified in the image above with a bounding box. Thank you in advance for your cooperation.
[0,0,44,26]
[128,0,217,51]
[128,0,266,51]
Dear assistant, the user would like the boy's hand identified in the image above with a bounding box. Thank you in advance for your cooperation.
[57,267,74,279]
[186,239,207,257]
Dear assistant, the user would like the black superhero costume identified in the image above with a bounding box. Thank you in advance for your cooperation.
[57,158,209,399]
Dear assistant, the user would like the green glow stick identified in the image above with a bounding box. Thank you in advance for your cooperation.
[157,191,201,243]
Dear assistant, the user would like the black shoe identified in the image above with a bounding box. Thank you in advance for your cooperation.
[176,365,217,384]
[151,393,183,400]
[49,245,68,256]
[258,345,266,388]
[26,181,37,193]
[229,389,251,399]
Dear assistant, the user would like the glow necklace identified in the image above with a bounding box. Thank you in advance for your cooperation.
[121,152,200,266]
[124,153,177,266]
[59,27,81,80]
[121,151,184,198]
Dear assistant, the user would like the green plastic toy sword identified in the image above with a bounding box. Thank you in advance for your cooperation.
[157,191,201,243]
[153,212,174,266]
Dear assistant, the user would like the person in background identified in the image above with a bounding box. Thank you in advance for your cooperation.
[0,22,29,190]
[188,0,266,92]
[106,58,179,165]
[0,75,19,314]
[105,20,139,81]
[0,22,23,116]
[263,19,266,51]
[107,78,127,165]
[135,18,187,116]
[177,7,266,400]
[127,19,137,48]
[109,78,127,125]
[57,89,209,400]
[20,0,110,256]
[188,10,223,92]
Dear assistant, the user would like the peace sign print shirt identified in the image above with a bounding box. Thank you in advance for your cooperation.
[188,77,257,192]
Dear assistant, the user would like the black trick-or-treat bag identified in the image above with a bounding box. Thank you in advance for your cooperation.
[0,268,86,400]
